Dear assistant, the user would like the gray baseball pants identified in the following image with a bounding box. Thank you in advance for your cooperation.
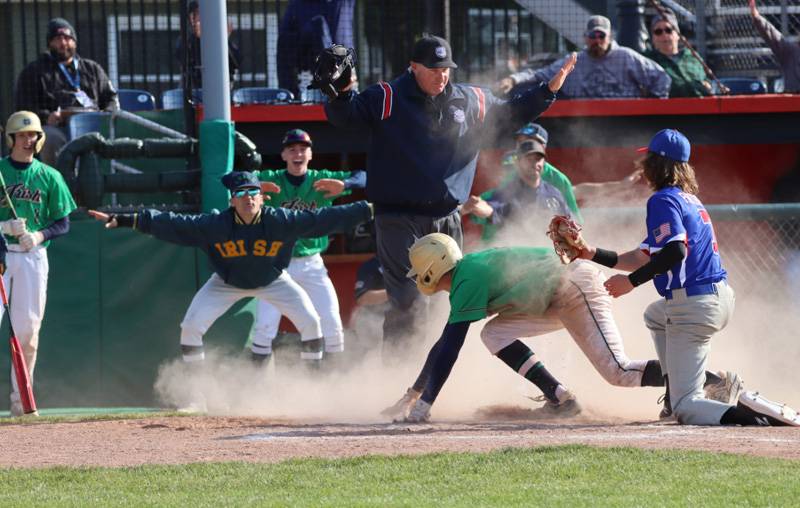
[644,281,736,425]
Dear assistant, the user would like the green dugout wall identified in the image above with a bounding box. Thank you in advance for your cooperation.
[0,216,255,410]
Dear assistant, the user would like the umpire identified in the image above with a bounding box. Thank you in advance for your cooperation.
[325,35,576,357]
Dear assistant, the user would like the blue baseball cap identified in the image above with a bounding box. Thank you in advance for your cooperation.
[282,128,312,147]
[638,129,691,162]
[514,123,548,145]
[221,171,261,191]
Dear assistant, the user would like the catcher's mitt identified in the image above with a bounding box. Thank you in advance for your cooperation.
[309,45,356,100]
[546,215,587,264]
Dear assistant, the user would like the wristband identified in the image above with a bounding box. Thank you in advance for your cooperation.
[114,213,137,229]
[592,248,618,268]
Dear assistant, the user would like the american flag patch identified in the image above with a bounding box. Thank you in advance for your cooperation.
[653,222,671,243]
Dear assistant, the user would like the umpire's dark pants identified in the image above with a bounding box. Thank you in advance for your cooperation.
[374,211,463,360]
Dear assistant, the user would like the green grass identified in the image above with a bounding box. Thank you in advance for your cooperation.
[0,409,181,425]
[0,445,797,507]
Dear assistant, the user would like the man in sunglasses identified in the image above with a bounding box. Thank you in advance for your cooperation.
[88,171,372,412]
[643,9,712,97]
[497,15,670,99]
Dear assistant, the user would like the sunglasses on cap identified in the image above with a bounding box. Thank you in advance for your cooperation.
[232,188,261,198]
[586,31,607,40]
[653,27,674,36]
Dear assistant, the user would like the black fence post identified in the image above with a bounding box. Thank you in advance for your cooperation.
[616,0,647,53]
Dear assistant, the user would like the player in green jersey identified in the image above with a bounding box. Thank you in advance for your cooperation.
[2,111,76,416]
[385,233,738,423]
[251,129,366,362]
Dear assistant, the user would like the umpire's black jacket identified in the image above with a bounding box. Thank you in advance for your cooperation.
[325,70,556,216]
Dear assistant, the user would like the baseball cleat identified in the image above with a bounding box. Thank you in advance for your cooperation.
[530,391,582,418]
[395,399,431,423]
[9,402,39,418]
[705,370,744,405]
[381,387,421,419]
[657,393,674,420]
[737,391,800,427]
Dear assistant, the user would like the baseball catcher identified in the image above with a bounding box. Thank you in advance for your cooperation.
[308,44,356,100]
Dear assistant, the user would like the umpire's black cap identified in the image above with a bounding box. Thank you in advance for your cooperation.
[411,35,457,69]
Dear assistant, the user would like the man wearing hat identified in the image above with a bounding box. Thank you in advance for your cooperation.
[88,171,372,411]
[252,128,366,363]
[325,34,577,357]
[497,14,670,99]
[461,129,572,243]
[643,9,712,97]
[1,110,76,416]
[14,18,119,166]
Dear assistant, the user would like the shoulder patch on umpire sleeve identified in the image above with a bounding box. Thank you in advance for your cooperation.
[469,86,486,123]
[379,82,393,120]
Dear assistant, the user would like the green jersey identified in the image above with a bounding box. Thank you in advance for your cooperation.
[447,247,564,324]
[0,158,77,248]
[257,169,354,257]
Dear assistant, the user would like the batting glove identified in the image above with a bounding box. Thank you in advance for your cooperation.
[0,218,27,236]
[402,399,432,423]
[19,231,44,251]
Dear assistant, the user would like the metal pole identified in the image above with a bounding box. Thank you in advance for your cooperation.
[695,0,706,58]
[199,0,231,121]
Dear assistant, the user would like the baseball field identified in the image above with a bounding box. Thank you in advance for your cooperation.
[1,411,799,506]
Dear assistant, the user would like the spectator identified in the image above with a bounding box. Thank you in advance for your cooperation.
[2,111,77,417]
[325,34,575,357]
[14,18,119,166]
[277,0,356,99]
[749,0,800,93]
[251,128,366,363]
[175,1,241,89]
[496,15,671,99]
[643,9,712,97]
[461,134,572,242]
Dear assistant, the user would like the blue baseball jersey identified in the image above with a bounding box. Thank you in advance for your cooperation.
[640,186,726,296]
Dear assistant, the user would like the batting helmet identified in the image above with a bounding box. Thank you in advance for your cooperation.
[5,111,46,154]
[407,233,462,295]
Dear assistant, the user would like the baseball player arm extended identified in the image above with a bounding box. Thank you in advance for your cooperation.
[582,243,686,297]
[312,171,365,198]
[402,320,473,422]
[87,209,212,247]
[285,200,372,239]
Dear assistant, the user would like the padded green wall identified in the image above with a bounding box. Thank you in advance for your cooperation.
[0,215,256,410]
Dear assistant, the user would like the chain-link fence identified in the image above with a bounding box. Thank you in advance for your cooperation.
[669,0,800,89]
